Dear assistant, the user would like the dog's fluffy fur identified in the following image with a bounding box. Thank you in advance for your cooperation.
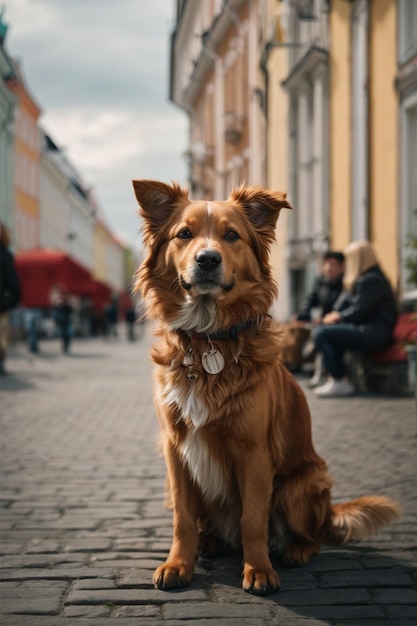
[133,179,399,595]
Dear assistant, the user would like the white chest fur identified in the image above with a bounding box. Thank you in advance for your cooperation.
[163,383,210,428]
[180,429,227,504]
[161,381,227,503]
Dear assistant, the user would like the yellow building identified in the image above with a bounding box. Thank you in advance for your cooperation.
[263,0,291,320]
[170,1,417,317]
[268,0,417,314]
[330,0,398,288]
[8,61,41,253]
[89,191,126,294]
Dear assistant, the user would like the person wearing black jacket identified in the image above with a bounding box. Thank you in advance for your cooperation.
[295,251,345,322]
[50,284,74,354]
[0,223,21,375]
[294,251,345,385]
[314,241,398,397]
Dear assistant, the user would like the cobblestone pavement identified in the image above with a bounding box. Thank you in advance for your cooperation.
[0,327,416,626]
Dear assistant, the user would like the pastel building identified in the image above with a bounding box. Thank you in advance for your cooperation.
[7,61,42,253]
[170,0,266,200]
[0,14,16,239]
[170,0,417,321]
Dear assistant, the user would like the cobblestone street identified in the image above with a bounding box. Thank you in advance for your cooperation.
[0,328,416,625]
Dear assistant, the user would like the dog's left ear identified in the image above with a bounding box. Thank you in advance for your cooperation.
[230,185,292,232]
[132,179,189,237]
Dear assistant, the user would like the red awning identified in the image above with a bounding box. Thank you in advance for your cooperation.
[118,290,133,311]
[79,278,112,311]
[15,249,94,308]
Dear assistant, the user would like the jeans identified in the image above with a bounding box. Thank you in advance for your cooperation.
[57,322,72,353]
[313,324,368,380]
[25,309,41,353]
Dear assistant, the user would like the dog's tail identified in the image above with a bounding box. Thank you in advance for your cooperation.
[326,495,400,545]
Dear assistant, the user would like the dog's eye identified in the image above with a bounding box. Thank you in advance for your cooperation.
[177,228,193,240]
[224,229,239,242]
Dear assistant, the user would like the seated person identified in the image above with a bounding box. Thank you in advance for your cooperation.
[293,251,345,385]
[314,241,398,398]
[295,251,345,323]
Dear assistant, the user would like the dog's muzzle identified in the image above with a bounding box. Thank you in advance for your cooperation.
[180,248,235,293]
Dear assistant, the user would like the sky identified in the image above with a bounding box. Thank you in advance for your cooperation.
[2,0,188,249]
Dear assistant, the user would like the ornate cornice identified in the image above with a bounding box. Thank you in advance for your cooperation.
[281,45,328,93]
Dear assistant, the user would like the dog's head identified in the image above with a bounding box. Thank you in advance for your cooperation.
[133,179,291,331]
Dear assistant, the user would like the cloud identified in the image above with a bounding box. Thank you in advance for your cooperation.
[44,109,146,170]
[3,0,188,246]
[44,105,187,178]
[7,0,173,110]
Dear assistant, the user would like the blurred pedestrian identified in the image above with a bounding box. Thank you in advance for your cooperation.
[0,223,21,375]
[135,297,146,339]
[125,306,136,341]
[24,308,41,354]
[314,241,398,398]
[50,284,74,354]
[104,299,118,338]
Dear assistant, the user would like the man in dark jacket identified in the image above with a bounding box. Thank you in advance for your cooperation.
[0,223,21,375]
[281,251,345,372]
[295,251,345,322]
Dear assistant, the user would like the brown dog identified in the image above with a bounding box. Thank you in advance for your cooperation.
[133,179,399,595]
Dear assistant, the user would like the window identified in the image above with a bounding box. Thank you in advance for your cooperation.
[398,0,417,295]
[398,0,417,64]
[400,92,417,293]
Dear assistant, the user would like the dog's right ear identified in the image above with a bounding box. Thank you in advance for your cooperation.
[132,179,189,239]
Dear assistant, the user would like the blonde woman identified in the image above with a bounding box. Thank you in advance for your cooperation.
[313,241,398,398]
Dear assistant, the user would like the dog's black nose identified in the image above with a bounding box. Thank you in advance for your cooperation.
[195,249,222,270]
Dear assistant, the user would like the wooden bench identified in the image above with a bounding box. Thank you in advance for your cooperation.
[346,312,417,395]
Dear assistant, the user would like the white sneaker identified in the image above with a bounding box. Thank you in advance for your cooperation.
[308,371,326,388]
[308,354,325,388]
[315,377,355,398]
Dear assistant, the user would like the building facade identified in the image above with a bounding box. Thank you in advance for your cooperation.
[170,0,417,319]
[40,133,72,253]
[263,0,292,320]
[0,15,16,240]
[328,0,417,301]
[170,0,267,200]
[277,0,416,311]
[90,191,125,294]
[7,61,42,254]
[280,0,330,314]
[397,0,417,299]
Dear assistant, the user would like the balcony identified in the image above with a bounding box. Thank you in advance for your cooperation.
[224,112,245,145]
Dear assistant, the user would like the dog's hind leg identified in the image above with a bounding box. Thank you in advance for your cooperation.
[277,463,333,567]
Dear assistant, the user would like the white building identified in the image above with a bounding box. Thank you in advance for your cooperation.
[40,132,94,272]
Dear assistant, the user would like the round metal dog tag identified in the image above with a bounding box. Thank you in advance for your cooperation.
[182,353,194,367]
[202,349,225,374]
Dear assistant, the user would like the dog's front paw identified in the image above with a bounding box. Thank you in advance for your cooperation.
[242,566,280,595]
[153,561,193,590]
